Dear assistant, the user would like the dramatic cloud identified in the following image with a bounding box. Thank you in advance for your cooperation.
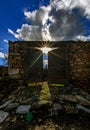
[8,0,90,41]
[50,0,90,18]
[24,5,51,26]
[49,9,83,40]
[17,24,43,41]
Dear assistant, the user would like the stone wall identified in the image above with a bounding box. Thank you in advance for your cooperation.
[0,66,8,77]
[8,41,43,84]
[69,42,90,91]
[8,41,90,91]
[8,41,25,85]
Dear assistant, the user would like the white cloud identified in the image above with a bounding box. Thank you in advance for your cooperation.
[50,0,90,18]
[8,29,20,39]
[16,24,42,41]
[8,29,15,35]
[24,5,51,26]
[8,0,90,41]
[0,52,8,59]
[50,0,72,10]
[24,10,37,22]
[3,40,8,43]
[76,35,90,41]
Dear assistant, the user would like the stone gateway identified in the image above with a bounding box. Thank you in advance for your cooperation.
[8,41,90,91]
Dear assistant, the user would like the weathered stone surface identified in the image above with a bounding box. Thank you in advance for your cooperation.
[0,111,9,123]
[11,116,17,123]
[6,103,19,109]
[16,105,31,114]
[64,104,78,114]
[20,98,31,104]
[76,104,90,113]
[0,99,14,109]
[8,41,25,85]
[59,94,77,103]
[0,82,90,130]
[76,95,90,106]
[0,66,8,77]
[8,41,90,92]
[69,42,90,92]
[53,103,62,111]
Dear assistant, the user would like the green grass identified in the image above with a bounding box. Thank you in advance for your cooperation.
[39,82,51,101]
[49,84,64,87]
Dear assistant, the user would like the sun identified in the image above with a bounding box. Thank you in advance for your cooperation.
[40,47,52,54]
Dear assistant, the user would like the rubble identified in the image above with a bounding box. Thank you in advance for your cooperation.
[53,103,62,111]
[76,95,90,106]
[0,83,90,130]
[51,103,63,116]
[59,94,77,103]
[64,104,78,114]
[76,104,90,113]
[6,103,19,109]
[0,99,14,109]
[0,111,9,123]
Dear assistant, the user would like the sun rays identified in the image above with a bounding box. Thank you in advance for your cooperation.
[40,47,52,54]
[25,41,60,70]
[29,53,42,69]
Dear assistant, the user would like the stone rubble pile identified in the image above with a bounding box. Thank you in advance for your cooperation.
[0,84,90,130]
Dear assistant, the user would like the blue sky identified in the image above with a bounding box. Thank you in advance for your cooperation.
[0,0,50,65]
[0,0,90,66]
[0,0,50,43]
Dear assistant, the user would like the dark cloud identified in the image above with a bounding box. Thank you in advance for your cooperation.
[49,9,84,40]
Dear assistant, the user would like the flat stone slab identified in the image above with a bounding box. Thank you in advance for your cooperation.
[76,104,90,113]
[0,99,13,109]
[16,105,31,114]
[0,111,9,123]
[6,103,19,109]
[59,94,77,103]
[76,95,90,106]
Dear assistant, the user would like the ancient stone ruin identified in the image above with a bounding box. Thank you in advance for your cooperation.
[0,41,90,130]
[8,41,90,91]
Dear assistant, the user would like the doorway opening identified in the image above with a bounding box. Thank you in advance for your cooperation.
[41,47,52,81]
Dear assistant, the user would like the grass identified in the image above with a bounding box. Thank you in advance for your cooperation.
[27,82,64,101]
[39,82,51,101]
[49,84,64,87]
